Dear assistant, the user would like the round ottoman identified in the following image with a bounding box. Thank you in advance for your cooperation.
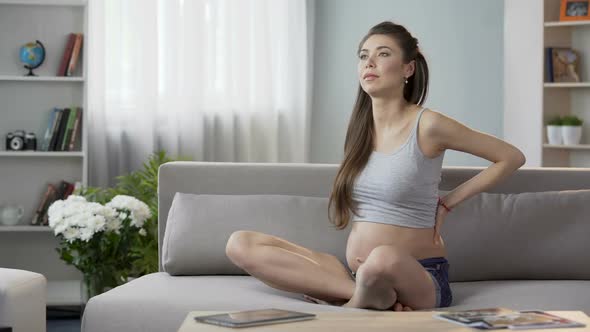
[0,268,46,332]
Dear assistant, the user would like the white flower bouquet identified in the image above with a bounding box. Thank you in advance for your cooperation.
[47,194,151,298]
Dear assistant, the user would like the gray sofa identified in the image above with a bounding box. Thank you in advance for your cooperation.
[81,162,590,332]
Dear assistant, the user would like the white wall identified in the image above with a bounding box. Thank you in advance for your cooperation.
[309,0,505,166]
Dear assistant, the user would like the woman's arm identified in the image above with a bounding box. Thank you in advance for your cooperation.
[425,110,526,209]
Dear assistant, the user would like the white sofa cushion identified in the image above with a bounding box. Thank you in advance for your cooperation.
[441,189,590,281]
[162,189,590,281]
[162,193,350,276]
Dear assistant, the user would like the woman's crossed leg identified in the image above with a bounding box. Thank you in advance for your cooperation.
[225,230,355,303]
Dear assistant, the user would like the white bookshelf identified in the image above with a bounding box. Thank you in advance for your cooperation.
[541,0,590,167]
[0,0,88,306]
[504,1,590,167]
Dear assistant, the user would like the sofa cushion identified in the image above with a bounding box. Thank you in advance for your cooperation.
[163,189,590,281]
[162,193,350,276]
[81,273,590,332]
[440,189,590,281]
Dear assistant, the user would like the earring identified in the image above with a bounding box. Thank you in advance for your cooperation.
[404,77,408,84]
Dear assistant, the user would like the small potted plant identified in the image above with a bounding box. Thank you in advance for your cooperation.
[561,115,584,145]
[546,116,563,145]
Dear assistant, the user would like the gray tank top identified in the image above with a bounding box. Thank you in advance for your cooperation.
[351,107,445,228]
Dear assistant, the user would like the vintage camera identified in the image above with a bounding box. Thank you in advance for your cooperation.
[5,130,36,151]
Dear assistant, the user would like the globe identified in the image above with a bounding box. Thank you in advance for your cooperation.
[19,40,45,76]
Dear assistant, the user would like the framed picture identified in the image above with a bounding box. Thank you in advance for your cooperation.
[551,48,581,82]
[560,0,590,21]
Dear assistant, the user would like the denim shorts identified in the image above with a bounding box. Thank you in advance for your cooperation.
[418,256,453,308]
[349,256,452,308]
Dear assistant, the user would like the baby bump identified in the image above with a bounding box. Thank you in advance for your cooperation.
[345,221,447,273]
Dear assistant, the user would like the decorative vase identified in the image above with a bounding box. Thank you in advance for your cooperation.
[0,204,24,226]
[562,125,582,145]
[81,274,113,303]
[82,276,102,303]
[546,125,563,145]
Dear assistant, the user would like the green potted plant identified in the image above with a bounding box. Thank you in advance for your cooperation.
[561,115,584,145]
[76,150,187,277]
[546,116,563,145]
[61,150,189,300]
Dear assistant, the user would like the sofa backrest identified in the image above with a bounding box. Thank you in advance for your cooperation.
[158,162,590,281]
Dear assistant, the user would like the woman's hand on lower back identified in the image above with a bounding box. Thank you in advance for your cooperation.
[433,205,448,245]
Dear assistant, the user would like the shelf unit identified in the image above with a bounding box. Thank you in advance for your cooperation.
[0,75,84,82]
[543,143,590,150]
[541,0,590,167]
[0,0,88,306]
[544,20,590,27]
[0,225,52,232]
[544,82,590,88]
[0,151,84,157]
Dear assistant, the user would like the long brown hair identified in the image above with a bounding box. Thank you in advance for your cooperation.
[327,21,430,230]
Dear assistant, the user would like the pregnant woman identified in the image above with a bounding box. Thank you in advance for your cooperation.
[225,21,525,311]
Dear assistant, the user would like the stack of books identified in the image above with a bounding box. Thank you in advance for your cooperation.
[57,32,83,77]
[31,180,81,226]
[40,107,83,152]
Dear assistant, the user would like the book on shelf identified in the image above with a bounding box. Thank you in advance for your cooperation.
[433,307,585,330]
[41,108,59,151]
[67,33,83,76]
[544,47,554,82]
[47,109,64,151]
[60,108,76,151]
[57,32,83,77]
[31,184,56,226]
[57,33,76,76]
[41,107,83,152]
[69,108,82,151]
[31,180,78,226]
[545,47,581,83]
[53,108,69,151]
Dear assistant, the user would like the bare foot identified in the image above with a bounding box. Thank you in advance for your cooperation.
[342,267,397,310]
[392,302,413,311]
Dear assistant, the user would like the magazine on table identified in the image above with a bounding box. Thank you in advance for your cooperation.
[433,307,586,330]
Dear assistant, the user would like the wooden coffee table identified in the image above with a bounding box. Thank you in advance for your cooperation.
[178,310,590,331]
